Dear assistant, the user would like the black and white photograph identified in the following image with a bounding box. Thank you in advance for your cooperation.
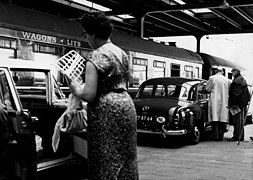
[0,0,253,180]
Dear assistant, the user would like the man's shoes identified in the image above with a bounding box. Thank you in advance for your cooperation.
[250,137,253,141]
[227,137,244,141]
[227,137,237,141]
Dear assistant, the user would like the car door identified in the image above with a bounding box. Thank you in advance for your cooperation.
[10,68,74,165]
[0,67,36,180]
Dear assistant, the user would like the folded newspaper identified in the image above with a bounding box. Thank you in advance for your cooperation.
[229,106,241,116]
[54,50,86,85]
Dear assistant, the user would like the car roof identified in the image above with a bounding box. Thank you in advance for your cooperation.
[140,77,205,86]
[0,58,53,71]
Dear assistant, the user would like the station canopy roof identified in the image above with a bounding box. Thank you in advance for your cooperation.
[3,0,253,38]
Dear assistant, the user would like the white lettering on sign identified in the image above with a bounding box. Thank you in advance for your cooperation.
[20,31,82,48]
[67,39,81,47]
[21,32,57,43]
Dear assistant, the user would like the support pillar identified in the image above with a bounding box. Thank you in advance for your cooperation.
[195,35,203,53]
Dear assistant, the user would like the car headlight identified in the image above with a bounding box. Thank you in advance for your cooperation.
[180,111,186,119]
[174,108,186,124]
[174,113,179,124]
[156,116,166,123]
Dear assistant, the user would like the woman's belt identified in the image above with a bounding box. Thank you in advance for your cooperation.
[111,88,126,93]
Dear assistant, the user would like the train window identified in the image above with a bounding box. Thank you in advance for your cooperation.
[132,65,147,87]
[195,67,200,78]
[153,67,165,78]
[34,43,58,54]
[153,60,165,78]
[132,57,148,87]
[171,64,180,77]
[0,38,16,49]
[223,68,226,76]
[185,65,193,78]
[133,57,148,66]
[228,72,232,79]
[153,60,165,68]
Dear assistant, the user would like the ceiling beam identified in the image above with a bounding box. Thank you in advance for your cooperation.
[162,12,214,33]
[144,2,253,14]
[210,9,241,30]
[160,0,176,5]
[141,3,225,38]
[112,24,137,33]
[178,11,220,32]
[231,7,253,25]
[148,14,191,33]
[140,1,253,38]
[51,0,92,12]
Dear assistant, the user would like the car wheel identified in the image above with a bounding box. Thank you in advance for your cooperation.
[188,125,200,145]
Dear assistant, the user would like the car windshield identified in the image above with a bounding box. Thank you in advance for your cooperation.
[137,84,187,99]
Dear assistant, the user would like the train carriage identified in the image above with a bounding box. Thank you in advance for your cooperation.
[111,31,204,87]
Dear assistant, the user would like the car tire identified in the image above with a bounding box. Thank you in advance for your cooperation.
[188,125,200,145]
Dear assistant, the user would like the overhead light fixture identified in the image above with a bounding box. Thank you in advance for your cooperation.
[220,0,229,8]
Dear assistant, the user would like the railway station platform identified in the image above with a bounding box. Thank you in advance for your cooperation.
[138,124,253,180]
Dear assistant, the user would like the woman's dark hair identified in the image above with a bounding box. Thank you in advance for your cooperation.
[80,11,113,39]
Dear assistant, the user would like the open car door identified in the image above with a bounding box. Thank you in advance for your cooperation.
[0,67,37,180]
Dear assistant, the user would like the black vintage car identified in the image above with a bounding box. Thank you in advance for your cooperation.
[134,77,212,145]
[0,59,87,180]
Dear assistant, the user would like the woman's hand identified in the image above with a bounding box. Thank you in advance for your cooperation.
[69,81,82,96]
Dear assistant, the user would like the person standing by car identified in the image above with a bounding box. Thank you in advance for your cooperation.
[69,11,139,180]
[205,67,230,141]
[227,67,250,141]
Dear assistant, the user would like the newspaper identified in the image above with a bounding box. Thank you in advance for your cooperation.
[229,106,241,116]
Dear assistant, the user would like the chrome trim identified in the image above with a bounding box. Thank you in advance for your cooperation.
[137,129,162,135]
[37,155,74,171]
[162,125,187,135]
[142,105,149,111]
[0,68,22,111]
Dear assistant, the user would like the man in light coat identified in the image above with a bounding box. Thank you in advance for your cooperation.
[205,67,230,141]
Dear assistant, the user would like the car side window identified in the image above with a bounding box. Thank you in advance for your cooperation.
[154,85,166,96]
[198,83,208,100]
[139,85,153,98]
[188,85,197,101]
[12,71,47,97]
[0,70,15,110]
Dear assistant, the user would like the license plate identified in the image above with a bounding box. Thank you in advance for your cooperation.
[137,115,153,121]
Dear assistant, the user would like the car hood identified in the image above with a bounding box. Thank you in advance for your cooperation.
[134,98,190,114]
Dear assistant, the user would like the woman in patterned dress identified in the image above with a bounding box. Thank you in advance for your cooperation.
[69,11,139,180]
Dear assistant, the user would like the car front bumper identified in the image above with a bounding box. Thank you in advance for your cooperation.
[137,126,188,136]
[162,125,188,136]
